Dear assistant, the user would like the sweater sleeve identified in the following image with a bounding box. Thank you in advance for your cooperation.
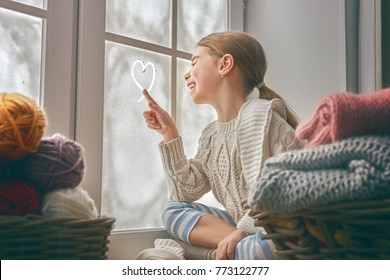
[159,136,211,202]
[236,210,258,235]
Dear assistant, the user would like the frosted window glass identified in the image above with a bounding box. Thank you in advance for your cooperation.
[176,59,224,209]
[177,0,228,53]
[106,0,171,47]
[11,0,45,9]
[102,42,170,231]
[0,8,42,103]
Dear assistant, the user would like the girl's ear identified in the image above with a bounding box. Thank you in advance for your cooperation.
[218,54,234,76]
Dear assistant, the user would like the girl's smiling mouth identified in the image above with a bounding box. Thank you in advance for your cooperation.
[187,82,196,91]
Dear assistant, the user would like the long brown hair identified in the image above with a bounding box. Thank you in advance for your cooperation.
[197,31,299,128]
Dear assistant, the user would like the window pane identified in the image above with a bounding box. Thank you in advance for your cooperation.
[106,0,171,47]
[102,42,170,231]
[0,7,43,103]
[177,0,228,53]
[11,0,45,9]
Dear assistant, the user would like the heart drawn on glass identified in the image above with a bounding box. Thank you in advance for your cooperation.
[131,60,156,102]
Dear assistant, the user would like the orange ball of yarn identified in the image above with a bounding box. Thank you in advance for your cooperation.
[0,93,47,160]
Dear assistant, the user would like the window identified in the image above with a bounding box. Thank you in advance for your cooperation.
[102,0,228,231]
[76,0,238,258]
[0,0,78,138]
[2,0,241,259]
[0,1,45,102]
[76,0,239,258]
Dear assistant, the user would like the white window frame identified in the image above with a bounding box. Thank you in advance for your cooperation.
[0,0,78,138]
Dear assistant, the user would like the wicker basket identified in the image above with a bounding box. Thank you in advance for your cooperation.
[0,214,115,260]
[250,198,390,260]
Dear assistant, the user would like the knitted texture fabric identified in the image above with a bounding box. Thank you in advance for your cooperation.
[159,98,304,234]
[175,239,216,260]
[0,179,41,216]
[41,187,98,219]
[135,239,185,260]
[154,239,185,259]
[0,92,47,160]
[135,248,183,260]
[15,133,85,194]
[296,87,390,147]
[248,135,390,213]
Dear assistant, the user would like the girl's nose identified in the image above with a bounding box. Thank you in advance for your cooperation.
[184,71,190,81]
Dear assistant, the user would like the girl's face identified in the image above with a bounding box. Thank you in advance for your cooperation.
[184,46,221,104]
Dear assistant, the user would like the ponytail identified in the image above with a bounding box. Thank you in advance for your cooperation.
[259,86,299,129]
[196,31,300,129]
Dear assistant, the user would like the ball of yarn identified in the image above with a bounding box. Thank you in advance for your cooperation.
[0,93,47,160]
[17,133,85,194]
[41,187,98,219]
[0,179,41,216]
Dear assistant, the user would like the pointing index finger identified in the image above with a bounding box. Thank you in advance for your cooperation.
[143,89,159,108]
[143,89,153,102]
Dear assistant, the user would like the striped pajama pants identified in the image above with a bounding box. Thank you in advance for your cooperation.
[162,201,277,260]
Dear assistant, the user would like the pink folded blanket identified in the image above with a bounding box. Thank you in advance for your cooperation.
[296,87,390,147]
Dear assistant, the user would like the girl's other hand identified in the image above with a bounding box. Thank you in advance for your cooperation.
[142,89,179,143]
[216,229,246,260]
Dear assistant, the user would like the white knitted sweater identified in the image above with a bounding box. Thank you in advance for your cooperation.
[159,97,304,234]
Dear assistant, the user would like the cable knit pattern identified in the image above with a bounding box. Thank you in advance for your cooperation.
[159,98,304,234]
[236,97,288,187]
[296,87,390,147]
[248,136,390,213]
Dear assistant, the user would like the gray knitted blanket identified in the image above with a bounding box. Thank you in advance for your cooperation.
[248,135,390,213]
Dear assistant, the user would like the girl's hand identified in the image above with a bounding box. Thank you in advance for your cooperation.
[142,89,179,143]
[216,229,246,260]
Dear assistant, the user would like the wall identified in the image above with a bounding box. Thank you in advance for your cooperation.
[382,0,390,88]
[245,0,346,120]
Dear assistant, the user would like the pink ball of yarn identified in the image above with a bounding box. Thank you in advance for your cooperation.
[16,133,85,194]
[0,179,41,216]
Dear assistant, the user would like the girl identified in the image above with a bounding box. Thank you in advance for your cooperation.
[140,31,304,260]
